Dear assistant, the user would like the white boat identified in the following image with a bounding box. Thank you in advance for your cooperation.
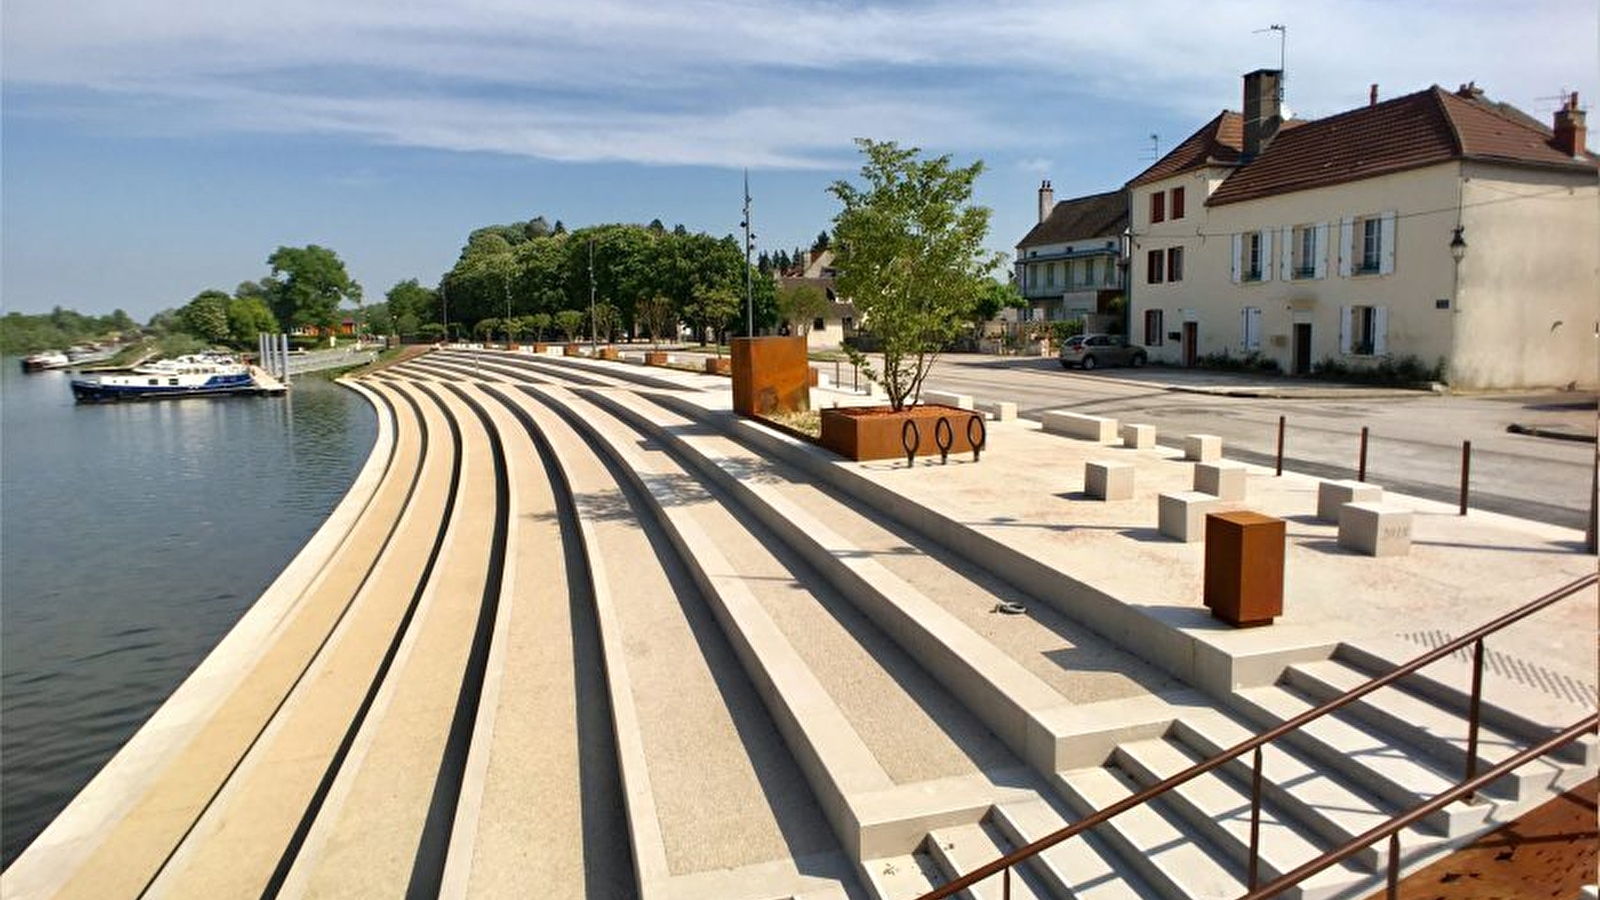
[71,354,261,403]
[20,351,70,373]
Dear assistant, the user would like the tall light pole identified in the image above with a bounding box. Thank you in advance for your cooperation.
[441,282,451,343]
[741,169,755,337]
[588,237,598,353]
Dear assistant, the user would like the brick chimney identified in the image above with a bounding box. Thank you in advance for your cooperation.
[1553,92,1586,158]
[1037,180,1054,223]
[1242,69,1283,162]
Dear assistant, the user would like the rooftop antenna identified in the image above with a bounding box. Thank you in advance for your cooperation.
[1142,133,1160,161]
[1254,24,1286,101]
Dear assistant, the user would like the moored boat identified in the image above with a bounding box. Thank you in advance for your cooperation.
[20,351,70,373]
[70,354,263,403]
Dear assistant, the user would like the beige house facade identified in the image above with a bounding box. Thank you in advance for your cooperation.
[1129,73,1597,389]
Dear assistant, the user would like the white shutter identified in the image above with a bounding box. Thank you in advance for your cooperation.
[1339,306,1352,353]
[1279,228,1293,280]
[1338,218,1354,277]
[1230,234,1242,283]
[1243,307,1262,350]
[1379,211,1397,275]
[1373,306,1389,355]
[1314,223,1330,279]
[1241,307,1249,349]
[1260,230,1274,282]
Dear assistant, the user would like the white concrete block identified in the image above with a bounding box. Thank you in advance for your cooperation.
[1121,423,1156,449]
[1183,434,1222,461]
[1193,461,1247,501]
[977,400,1017,421]
[1042,410,1119,444]
[1339,502,1413,556]
[1086,460,1134,501]
[923,389,974,410]
[1317,479,1383,522]
[1158,491,1223,542]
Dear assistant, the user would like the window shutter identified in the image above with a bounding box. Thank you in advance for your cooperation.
[1230,233,1242,283]
[1373,306,1389,355]
[1379,211,1397,275]
[1260,229,1274,282]
[1339,306,1352,353]
[1314,223,1330,279]
[1338,218,1354,277]
[1279,228,1293,280]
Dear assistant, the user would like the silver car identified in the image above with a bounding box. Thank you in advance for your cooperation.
[1059,334,1147,370]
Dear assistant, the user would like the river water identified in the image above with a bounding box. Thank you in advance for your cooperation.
[0,364,376,867]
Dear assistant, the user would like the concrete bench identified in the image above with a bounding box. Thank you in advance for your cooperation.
[1193,461,1247,501]
[1042,410,1119,444]
[1121,423,1156,449]
[923,389,974,410]
[1317,479,1383,522]
[1183,434,1222,461]
[1338,502,1413,556]
[977,400,1017,422]
[1159,491,1225,542]
[1086,460,1134,501]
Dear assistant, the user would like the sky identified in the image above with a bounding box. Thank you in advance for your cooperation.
[3,0,1595,321]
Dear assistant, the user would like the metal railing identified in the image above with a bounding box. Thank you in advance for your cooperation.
[918,572,1598,900]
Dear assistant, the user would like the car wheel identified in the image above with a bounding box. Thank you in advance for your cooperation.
[1131,352,1146,368]
[1081,355,1097,370]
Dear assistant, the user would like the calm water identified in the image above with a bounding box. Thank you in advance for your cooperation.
[0,364,376,866]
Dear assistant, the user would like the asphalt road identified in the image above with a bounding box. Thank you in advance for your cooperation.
[916,355,1598,532]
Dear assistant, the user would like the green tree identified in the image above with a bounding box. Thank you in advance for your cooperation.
[266,245,361,333]
[636,296,676,347]
[553,309,585,342]
[385,279,436,333]
[971,279,1027,327]
[227,295,278,346]
[775,282,830,335]
[682,285,740,351]
[829,138,1001,410]
[474,317,501,341]
[589,301,619,343]
[180,290,233,344]
[417,322,446,341]
[526,312,552,341]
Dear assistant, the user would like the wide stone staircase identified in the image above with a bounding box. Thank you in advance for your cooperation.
[4,347,1592,900]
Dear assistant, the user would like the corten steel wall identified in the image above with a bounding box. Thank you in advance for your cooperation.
[731,336,811,417]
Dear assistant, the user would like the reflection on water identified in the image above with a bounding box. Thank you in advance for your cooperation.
[0,365,376,867]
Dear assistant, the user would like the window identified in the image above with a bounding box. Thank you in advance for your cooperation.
[1050,262,1061,288]
[1146,249,1164,284]
[1241,306,1262,351]
[1150,192,1165,224]
[1359,217,1381,273]
[1144,309,1165,346]
[812,317,826,331]
[1166,246,1184,283]
[1232,229,1273,283]
[1341,212,1395,276]
[1292,225,1318,279]
[1170,186,1186,219]
[1245,232,1263,281]
[1340,305,1388,355]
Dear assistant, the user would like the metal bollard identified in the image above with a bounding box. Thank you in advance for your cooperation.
[1459,440,1471,515]
[1275,414,1285,476]
[1357,426,1369,482]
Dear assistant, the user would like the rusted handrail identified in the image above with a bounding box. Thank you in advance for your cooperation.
[1241,712,1597,900]
[917,572,1598,900]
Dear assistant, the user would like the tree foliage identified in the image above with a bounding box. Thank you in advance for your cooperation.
[267,245,361,332]
[180,290,233,344]
[775,282,830,335]
[553,309,585,342]
[829,139,1001,410]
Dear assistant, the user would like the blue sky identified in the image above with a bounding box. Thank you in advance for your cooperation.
[3,0,1594,320]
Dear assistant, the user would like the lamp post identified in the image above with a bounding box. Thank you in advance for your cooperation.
[1449,226,1467,263]
[502,267,513,350]
[441,282,451,344]
[588,237,598,353]
[741,170,755,337]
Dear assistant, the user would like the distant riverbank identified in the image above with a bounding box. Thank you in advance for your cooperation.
[0,365,377,867]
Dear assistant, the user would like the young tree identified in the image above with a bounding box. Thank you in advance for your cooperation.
[829,139,1002,410]
[637,296,676,348]
[474,317,501,341]
[775,282,830,336]
[553,309,585,342]
[682,285,740,352]
[970,279,1027,327]
[589,301,619,343]
[526,312,552,341]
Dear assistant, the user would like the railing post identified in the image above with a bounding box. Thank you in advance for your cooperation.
[1357,426,1369,482]
[1459,440,1471,515]
[1465,638,1484,799]
[1003,866,1011,900]
[1275,414,1285,477]
[1248,746,1264,889]
[1386,832,1400,900]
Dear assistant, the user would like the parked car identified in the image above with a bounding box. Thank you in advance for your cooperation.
[1059,334,1146,370]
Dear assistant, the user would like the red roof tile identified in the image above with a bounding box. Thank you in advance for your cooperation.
[1127,112,1244,188]
[1017,190,1127,248]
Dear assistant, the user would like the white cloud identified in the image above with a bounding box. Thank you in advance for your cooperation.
[4,0,1594,168]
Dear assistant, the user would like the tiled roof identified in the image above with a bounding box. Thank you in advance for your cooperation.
[1016,189,1128,249]
[1207,86,1596,206]
[1126,112,1244,188]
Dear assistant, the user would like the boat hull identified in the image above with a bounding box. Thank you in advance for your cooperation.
[70,373,262,403]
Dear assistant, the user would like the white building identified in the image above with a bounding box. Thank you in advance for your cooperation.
[1014,186,1128,327]
[1129,71,1597,389]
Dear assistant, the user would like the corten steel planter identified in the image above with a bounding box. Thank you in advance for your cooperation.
[819,404,987,462]
[704,357,732,376]
[563,343,582,357]
[598,347,619,361]
[644,351,670,366]
[731,336,810,417]
[1203,510,1286,626]
[533,342,552,353]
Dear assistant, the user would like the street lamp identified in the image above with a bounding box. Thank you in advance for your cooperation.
[1449,226,1468,263]
[742,169,755,337]
[588,237,598,353]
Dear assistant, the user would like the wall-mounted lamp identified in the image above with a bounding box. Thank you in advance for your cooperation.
[1449,226,1468,263]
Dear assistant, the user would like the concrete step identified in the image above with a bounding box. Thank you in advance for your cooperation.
[1111,737,1369,899]
[990,798,1161,900]
[1052,766,1245,900]
[926,822,1050,900]
[1170,709,1427,869]
[1228,684,1491,837]
[861,853,943,900]
[1283,658,1570,801]
[1334,640,1597,768]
